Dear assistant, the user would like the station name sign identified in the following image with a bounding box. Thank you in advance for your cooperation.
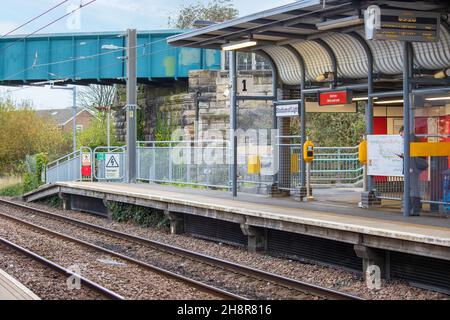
[275,104,299,117]
[318,90,352,106]
[365,7,441,42]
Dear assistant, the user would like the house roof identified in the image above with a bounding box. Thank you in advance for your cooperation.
[36,108,94,126]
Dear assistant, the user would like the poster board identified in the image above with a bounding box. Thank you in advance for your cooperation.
[367,134,404,177]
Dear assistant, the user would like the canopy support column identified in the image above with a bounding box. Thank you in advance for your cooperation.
[257,50,285,196]
[403,41,413,217]
[285,45,307,200]
[351,32,378,207]
[229,50,238,197]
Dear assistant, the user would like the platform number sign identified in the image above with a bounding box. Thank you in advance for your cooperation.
[105,153,120,179]
[237,76,254,95]
[241,79,248,92]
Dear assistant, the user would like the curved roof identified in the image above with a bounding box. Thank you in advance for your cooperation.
[168,0,450,86]
[261,25,450,85]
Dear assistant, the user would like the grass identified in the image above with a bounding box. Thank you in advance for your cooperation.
[0,176,23,196]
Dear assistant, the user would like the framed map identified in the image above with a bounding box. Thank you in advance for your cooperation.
[367,134,404,177]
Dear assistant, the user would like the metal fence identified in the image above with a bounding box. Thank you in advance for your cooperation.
[375,156,450,213]
[46,147,92,184]
[137,140,230,189]
[312,146,363,185]
[93,146,126,182]
[277,137,363,190]
[46,142,364,191]
[277,136,301,190]
[136,139,363,190]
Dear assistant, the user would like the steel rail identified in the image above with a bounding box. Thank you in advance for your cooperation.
[0,235,124,300]
[0,208,243,300]
[0,199,363,300]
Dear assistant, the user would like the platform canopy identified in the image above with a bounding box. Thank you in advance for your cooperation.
[168,0,450,86]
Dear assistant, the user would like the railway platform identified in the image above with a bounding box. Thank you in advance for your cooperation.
[0,269,40,300]
[24,181,450,292]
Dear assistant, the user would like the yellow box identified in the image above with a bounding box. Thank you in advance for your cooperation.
[359,140,367,165]
[291,153,299,173]
[247,155,261,174]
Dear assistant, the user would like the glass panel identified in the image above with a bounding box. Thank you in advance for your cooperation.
[410,89,450,216]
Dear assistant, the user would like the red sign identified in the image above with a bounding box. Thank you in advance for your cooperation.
[81,165,92,177]
[319,90,351,106]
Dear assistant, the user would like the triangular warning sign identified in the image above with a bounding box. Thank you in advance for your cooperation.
[106,155,119,167]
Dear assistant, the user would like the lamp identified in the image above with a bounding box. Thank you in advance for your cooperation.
[374,99,404,105]
[316,15,364,31]
[425,96,450,101]
[222,39,258,51]
[433,68,450,79]
[315,72,335,82]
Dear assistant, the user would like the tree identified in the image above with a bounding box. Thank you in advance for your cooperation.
[168,0,238,29]
[76,118,117,150]
[0,99,66,175]
[304,104,366,147]
[77,84,116,115]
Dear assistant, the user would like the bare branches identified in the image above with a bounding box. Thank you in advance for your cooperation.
[77,84,116,114]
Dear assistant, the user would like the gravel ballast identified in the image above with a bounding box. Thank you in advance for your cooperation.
[0,244,106,300]
[3,197,449,300]
[0,211,218,300]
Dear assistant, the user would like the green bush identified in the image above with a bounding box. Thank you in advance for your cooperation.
[41,195,62,208]
[106,201,169,229]
[76,118,118,150]
[22,171,38,194]
[21,152,48,193]
[0,183,23,196]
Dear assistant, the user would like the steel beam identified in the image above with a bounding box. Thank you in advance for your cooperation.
[285,45,307,189]
[351,32,374,193]
[403,42,413,217]
[229,51,238,197]
[256,49,280,188]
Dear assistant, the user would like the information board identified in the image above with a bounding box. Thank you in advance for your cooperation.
[365,7,441,42]
[367,134,404,177]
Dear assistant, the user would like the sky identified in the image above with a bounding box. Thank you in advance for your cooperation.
[0,0,294,109]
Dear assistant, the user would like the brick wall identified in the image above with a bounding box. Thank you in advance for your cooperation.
[62,110,95,133]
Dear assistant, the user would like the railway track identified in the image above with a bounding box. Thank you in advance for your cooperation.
[0,198,363,300]
[0,235,124,300]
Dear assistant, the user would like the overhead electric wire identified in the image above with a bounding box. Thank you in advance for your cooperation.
[0,0,97,54]
[1,0,70,38]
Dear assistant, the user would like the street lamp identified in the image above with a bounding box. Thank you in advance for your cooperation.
[102,29,137,183]
[51,85,77,153]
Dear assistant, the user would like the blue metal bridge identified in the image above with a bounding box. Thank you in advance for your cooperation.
[0,30,220,85]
